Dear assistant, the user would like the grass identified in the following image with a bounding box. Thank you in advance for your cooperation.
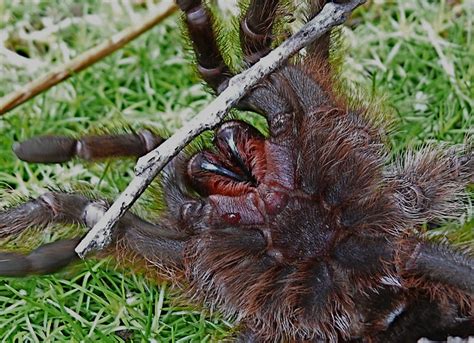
[0,0,472,341]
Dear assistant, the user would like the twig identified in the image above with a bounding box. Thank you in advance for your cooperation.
[0,0,177,116]
[75,0,366,258]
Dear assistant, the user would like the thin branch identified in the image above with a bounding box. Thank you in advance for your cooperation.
[0,1,177,116]
[75,0,366,258]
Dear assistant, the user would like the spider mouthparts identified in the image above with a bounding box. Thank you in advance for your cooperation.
[215,121,265,184]
[215,124,252,179]
[200,160,247,182]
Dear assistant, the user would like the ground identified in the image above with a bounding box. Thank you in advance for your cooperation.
[0,0,472,342]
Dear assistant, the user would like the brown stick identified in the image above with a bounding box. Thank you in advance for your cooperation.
[0,1,177,116]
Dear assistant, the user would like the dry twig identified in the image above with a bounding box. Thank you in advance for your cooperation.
[0,1,177,116]
[75,0,366,258]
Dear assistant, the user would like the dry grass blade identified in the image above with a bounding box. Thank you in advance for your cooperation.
[0,0,177,116]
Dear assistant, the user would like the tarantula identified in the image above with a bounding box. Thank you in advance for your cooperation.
[0,0,473,341]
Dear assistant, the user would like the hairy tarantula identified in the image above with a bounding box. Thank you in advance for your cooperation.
[0,0,473,342]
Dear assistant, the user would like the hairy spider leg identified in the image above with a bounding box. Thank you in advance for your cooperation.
[402,241,474,294]
[239,0,280,66]
[177,0,281,94]
[387,148,474,225]
[177,0,234,93]
[0,192,187,276]
[306,0,351,61]
[0,239,81,276]
[369,296,474,342]
[13,130,163,163]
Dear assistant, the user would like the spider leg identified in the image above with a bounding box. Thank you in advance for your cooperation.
[177,0,282,94]
[0,192,187,276]
[242,66,326,141]
[388,148,473,224]
[402,241,474,295]
[371,296,473,342]
[113,212,186,269]
[13,129,163,163]
[0,193,99,276]
[239,0,280,66]
[0,192,96,238]
[0,239,81,276]
[177,0,233,93]
[306,0,332,61]
[306,1,350,62]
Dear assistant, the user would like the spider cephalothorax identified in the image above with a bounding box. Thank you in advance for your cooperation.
[0,0,473,342]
